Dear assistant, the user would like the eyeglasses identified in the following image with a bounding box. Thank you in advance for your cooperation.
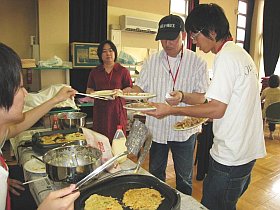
[190,29,203,41]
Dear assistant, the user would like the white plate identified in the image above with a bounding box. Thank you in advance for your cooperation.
[173,117,208,131]
[123,103,156,111]
[119,93,156,100]
[24,158,46,174]
[92,90,116,96]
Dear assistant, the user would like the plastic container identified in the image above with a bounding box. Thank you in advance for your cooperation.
[111,125,127,163]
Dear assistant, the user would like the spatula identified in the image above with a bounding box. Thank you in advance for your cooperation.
[74,120,149,189]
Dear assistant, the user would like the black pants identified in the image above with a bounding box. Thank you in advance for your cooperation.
[9,165,37,210]
[269,123,276,132]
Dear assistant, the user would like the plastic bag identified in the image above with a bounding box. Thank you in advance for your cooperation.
[81,127,121,173]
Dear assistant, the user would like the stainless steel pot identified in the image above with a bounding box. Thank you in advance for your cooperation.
[42,145,102,183]
[57,112,87,129]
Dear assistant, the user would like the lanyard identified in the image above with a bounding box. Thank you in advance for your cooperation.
[217,37,233,53]
[166,47,183,91]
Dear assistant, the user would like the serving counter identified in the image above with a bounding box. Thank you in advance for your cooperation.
[10,128,207,210]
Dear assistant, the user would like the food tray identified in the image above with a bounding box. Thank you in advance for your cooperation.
[75,174,181,210]
[32,128,84,155]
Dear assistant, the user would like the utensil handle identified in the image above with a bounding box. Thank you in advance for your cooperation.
[31,155,44,163]
[23,176,47,185]
[75,151,128,189]
[76,92,109,100]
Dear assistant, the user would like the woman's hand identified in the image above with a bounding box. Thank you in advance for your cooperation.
[8,178,25,196]
[37,184,80,210]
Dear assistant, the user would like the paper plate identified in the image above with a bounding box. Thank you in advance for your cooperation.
[24,158,46,174]
[92,90,116,96]
[173,117,208,131]
[123,103,156,111]
[119,93,156,100]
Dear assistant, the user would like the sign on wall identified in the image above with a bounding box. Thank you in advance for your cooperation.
[71,42,100,68]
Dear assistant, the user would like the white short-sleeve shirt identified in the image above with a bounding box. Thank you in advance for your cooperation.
[206,41,266,165]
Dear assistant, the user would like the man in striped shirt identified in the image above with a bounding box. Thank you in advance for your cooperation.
[123,14,209,195]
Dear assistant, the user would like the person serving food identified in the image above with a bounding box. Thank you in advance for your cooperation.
[0,42,79,210]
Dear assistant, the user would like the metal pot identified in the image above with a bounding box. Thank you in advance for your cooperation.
[42,145,102,183]
[57,112,87,129]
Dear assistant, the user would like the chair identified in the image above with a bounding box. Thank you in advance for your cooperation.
[265,102,280,138]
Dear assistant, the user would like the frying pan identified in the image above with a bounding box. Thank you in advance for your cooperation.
[74,174,181,210]
[31,128,84,155]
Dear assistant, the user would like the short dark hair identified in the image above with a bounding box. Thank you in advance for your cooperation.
[97,40,118,64]
[268,74,280,88]
[185,3,232,42]
[0,43,22,111]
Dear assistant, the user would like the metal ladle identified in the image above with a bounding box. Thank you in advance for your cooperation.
[74,119,149,189]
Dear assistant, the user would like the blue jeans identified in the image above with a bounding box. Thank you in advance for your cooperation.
[149,134,196,195]
[201,156,256,210]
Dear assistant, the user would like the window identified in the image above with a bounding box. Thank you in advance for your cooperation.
[236,0,248,48]
[170,0,189,22]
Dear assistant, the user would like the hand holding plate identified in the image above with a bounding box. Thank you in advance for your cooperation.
[142,102,172,119]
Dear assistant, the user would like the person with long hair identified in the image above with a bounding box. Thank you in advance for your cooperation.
[87,40,132,142]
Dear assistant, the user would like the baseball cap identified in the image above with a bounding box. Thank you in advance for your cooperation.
[155,14,185,41]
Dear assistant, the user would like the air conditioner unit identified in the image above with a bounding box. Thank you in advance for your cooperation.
[119,15,158,34]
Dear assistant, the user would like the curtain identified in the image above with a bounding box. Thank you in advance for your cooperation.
[263,0,280,76]
[69,0,108,93]
[243,0,254,53]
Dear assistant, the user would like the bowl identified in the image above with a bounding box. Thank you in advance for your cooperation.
[57,112,87,130]
[43,145,102,183]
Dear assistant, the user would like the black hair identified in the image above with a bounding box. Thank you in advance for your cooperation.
[185,3,232,41]
[268,74,280,88]
[0,43,22,111]
[97,40,118,64]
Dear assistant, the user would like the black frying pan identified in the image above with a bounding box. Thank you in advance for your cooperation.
[31,128,82,155]
[74,174,181,210]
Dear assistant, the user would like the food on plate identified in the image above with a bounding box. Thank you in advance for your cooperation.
[120,92,156,100]
[24,158,46,173]
[123,92,148,96]
[122,188,164,210]
[129,103,155,109]
[93,90,116,96]
[84,194,123,210]
[40,133,64,144]
[39,132,85,144]
[65,132,86,141]
[174,117,207,130]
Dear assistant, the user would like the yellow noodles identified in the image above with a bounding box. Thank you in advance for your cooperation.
[84,194,123,210]
[123,188,164,210]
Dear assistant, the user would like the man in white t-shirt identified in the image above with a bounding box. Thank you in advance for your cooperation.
[145,4,266,210]
[123,14,209,195]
